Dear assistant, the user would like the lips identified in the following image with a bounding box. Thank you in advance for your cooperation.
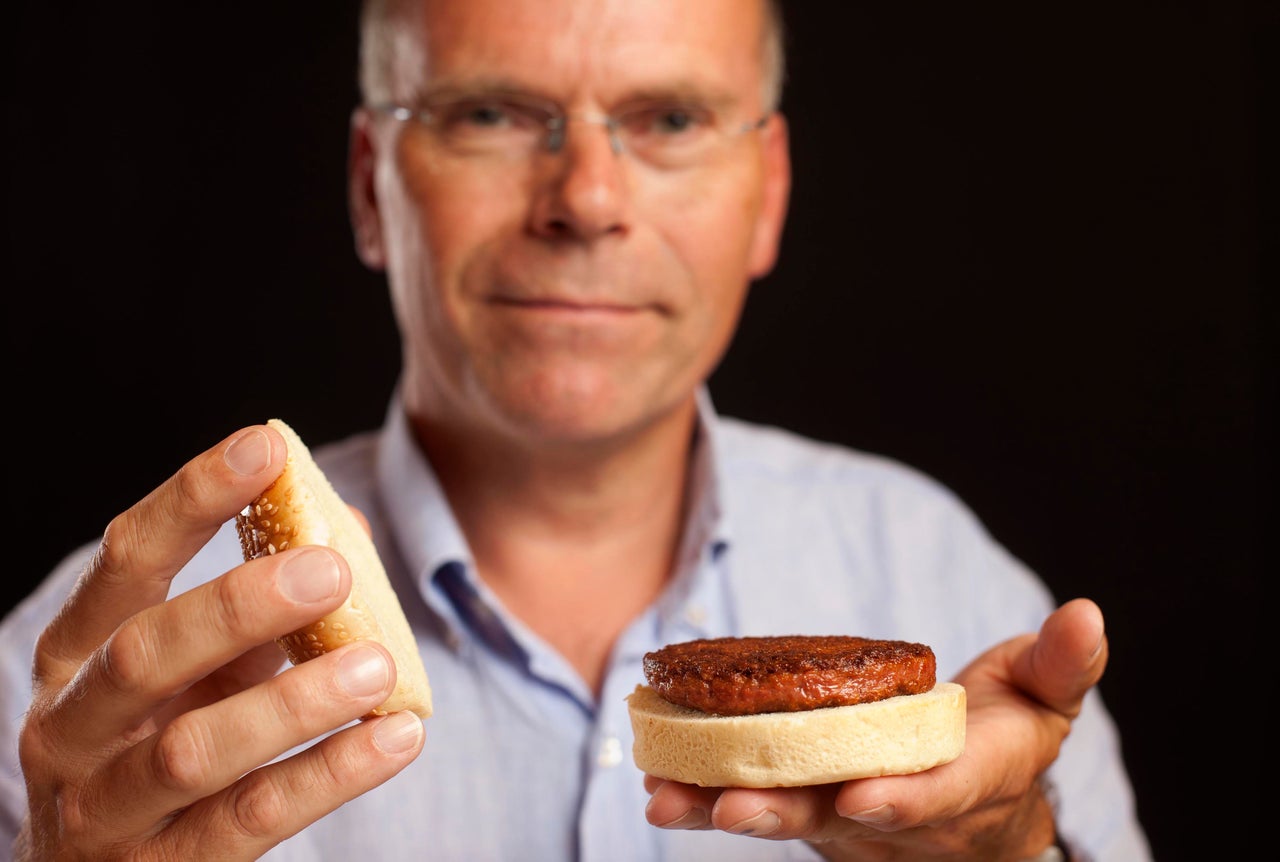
[478,289,666,356]
[485,252,673,317]
[488,295,647,314]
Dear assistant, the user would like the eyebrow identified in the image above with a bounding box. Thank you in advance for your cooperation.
[407,76,548,105]
[611,84,742,112]
[409,77,743,113]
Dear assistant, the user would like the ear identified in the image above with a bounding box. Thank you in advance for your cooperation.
[348,107,387,270]
[746,112,792,279]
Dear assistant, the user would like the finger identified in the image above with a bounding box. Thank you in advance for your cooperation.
[834,766,1057,857]
[35,425,286,686]
[46,546,350,757]
[647,781,865,843]
[660,604,1109,849]
[1015,597,1108,718]
[180,642,293,707]
[643,779,723,831]
[829,602,1106,833]
[708,785,843,840]
[833,737,1015,832]
[82,640,401,843]
[156,709,425,859]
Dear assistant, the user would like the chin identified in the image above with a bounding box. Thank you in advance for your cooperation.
[497,395,640,446]
[482,369,688,449]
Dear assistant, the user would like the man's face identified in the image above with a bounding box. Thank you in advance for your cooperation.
[350,0,790,449]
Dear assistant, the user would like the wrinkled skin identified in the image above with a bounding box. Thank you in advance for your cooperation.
[15,427,426,860]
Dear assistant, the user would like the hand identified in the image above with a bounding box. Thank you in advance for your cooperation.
[642,598,1108,861]
[15,426,425,861]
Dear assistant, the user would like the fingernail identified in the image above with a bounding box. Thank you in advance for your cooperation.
[337,646,390,697]
[727,810,780,836]
[843,802,895,824]
[1091,629,1106,659]
[649,805,709,830]
[225,428,273,475]
[278,549,341,604]
[373,711,424,754]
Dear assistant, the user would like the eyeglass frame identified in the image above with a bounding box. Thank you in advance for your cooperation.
[366,92,771,166]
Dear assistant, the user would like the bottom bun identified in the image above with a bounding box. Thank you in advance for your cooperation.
[626,682,965,788]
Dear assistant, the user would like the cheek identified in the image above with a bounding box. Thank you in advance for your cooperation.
[380,142,517,326]
[651,170,761,337]
[391,146,491,281]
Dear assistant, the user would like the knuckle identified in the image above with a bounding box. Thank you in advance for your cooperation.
[16,711,56,776]
[94,509,176,593]
[53,785,97,852]
[16,771,106,857]
[166,469,200,516]
[99,618,160,697]
[316,730,366,784]
[93,517,138,588]
[30,626,66,687]
[167,458,219,526]
[150,714,216,795]
[207,570,261,641]
[50,794,98,855]
[264,669,316,729]
[286,732,368,805]
[229,769,295,839]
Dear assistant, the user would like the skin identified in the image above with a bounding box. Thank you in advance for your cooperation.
[347,0,790,693]
[642,599,1106,861]
[16,427,425,860]
[15,1,1104,858]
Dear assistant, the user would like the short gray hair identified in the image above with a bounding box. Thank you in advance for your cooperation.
[358,0,788,112]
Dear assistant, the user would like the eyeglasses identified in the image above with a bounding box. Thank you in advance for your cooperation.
[369,92,769,170]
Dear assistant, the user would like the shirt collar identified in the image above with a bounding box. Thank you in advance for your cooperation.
[374,390,477,641]
[373,384,734,648]
[648,387,731,629]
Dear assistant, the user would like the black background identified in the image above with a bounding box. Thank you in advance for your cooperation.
[8,3,1270,859]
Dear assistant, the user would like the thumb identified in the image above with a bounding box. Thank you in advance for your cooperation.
[1016,597,1109,718]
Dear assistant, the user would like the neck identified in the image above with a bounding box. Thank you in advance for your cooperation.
[406,394,700,694]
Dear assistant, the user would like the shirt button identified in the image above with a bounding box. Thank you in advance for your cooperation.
[684,604,707,626]
[597,735,623,768]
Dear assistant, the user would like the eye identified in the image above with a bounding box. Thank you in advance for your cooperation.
[653,108,697,133]
[431,97,553,133]
[619,103,716,141]
[461,102,509,127]
[436,99,518,129]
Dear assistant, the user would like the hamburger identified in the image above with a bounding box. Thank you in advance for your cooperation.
[627,635,964,787]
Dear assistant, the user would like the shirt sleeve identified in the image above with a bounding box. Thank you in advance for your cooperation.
[716,423,1152,860]
[1049,687,1153,860]
[0,544,97,850]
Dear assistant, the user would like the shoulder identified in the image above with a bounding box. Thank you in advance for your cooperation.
[715,415,970,517]
[310,427,382,507]
[711,416,1054,660]
[713,414,986,558]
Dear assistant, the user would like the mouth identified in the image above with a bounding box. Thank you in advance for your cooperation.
[487,295,660,317]
[494,296,633,309]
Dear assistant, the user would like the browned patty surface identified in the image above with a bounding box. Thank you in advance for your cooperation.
[643,635,937,716]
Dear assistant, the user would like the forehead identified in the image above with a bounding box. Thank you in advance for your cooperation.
[392,0,767,105]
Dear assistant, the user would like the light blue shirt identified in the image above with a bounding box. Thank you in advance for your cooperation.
[0,389,1151,861]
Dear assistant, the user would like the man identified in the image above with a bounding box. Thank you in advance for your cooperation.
[1,1,1151,859]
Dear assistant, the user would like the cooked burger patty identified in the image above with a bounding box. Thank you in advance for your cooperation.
[643,635,937,716]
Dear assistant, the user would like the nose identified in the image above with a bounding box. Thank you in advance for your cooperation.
[528,115,630,242]
[546,114,624,155]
